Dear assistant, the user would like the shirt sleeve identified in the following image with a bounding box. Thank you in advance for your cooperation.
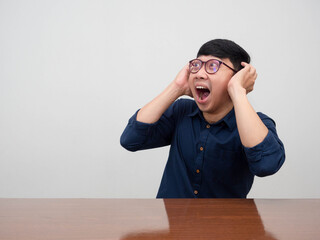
[120,100,182,152]
[243,113,286,177]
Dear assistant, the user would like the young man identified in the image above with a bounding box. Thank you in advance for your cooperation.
[120,39,285,198]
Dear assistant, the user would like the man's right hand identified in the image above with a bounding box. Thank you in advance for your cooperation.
[173,64,192,97]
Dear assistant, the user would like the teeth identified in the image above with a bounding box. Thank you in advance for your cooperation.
[196,86,207,89]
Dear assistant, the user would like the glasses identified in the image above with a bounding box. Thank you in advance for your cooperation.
[189,58,237,74]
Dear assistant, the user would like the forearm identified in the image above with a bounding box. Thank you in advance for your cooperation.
[137,64,190,124]
[137,82,184,124]
[230,88,268,148]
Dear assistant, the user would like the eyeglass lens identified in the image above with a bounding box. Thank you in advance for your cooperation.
[189,59,221,74]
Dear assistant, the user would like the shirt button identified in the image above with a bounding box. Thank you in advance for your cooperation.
[206,124,210,129]
[196,169,200,174]
[200,147,204,151]
[194,190,198,195]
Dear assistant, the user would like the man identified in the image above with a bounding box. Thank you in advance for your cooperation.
[120,39,285,198]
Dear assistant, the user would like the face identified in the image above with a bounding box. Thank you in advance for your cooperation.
[188,55,235,120]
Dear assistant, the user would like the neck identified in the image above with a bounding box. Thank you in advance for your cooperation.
[202,102,234,124]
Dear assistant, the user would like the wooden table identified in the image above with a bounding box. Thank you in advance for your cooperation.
[0,199,319,239]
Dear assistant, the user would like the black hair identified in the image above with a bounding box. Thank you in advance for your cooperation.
[197,39,250,71]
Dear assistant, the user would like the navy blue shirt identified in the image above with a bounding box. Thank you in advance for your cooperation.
[120,99,285,198]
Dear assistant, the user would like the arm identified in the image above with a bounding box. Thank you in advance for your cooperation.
[244,114,285,176]
[228,63,285,176]
[227,62,268,148]
[137,64,191,123]
[120,64,191,151]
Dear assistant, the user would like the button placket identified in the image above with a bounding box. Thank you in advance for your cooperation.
[193,119,211,198]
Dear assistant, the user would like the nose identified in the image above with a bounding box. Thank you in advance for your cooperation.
[194,65,208,79]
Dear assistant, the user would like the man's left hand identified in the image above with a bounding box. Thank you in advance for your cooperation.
[228,62,257,97]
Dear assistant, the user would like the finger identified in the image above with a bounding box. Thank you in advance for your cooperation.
[249,65,256,74]
[242,63,255,71]
[240,62,252,73]
[185,65,190,74]
[241,62,249,67]
[183,64,190,75]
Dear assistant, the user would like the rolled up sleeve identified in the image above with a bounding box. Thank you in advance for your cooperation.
[244,113,285,177]
[120,101,178,152]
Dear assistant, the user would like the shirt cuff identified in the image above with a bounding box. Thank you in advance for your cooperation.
[243,130,279,162]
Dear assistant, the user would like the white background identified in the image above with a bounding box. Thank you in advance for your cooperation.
[0,0,319,198]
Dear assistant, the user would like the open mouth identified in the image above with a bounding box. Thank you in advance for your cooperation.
[196,86,210,101]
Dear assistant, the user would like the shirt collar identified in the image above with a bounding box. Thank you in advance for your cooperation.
[187,107,201,118]
[188,107,236,130]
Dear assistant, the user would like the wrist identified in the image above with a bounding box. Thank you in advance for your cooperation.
[167,81,186,99]
[171,81,188,97]
[228,82,246,102]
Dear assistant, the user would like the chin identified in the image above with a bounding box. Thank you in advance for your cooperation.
[195,102,212,113]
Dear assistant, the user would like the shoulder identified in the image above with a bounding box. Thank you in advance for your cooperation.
[171,97,198,115]
[163,98,198,120]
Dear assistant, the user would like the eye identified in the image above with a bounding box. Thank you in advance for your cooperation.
[207,60,219,72]
[192,61,200,68]
[190,60,202,72]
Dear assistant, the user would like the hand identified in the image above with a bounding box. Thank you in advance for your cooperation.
[228,62,257,97]
[173,64,192,97]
